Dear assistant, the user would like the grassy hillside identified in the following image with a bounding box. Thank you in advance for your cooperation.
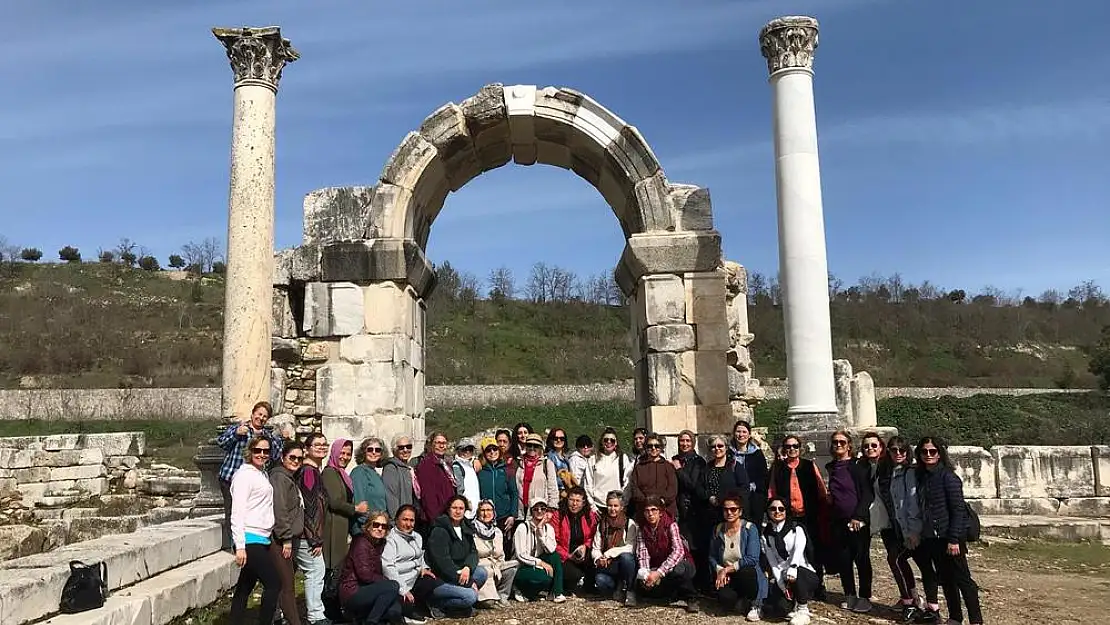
[0,261,1107,389]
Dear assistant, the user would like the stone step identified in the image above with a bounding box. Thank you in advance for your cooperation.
[981,514,1110,543]
[37,551,238,625]
[0,515,222,625]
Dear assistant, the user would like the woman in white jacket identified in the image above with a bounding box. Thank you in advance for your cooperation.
[229,435,282,625]
[761,497,819,625]
[473,499,518,607]
[512,498,565,602]
[588,428,632,512]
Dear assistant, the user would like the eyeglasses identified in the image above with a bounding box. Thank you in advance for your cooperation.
[783,443,800,450]
[370,522,389,530]
[712,444,725,449]
[647,443,662,449]
[863,443,881,450]
[532,505,548,512]
[768,506,786,513]
[396,444,413,451]
[553,436,566,441]
[434,440,447,446]
[722,506,740,513]
[832,439,849,447]
[250,447,271,455]
[602,438,617,443]
[286,455,304,462]
[643,507,661,514]
[889,447,908,454]
[366,447,382,453]
[922,448,940,457]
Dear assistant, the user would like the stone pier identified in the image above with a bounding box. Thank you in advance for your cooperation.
[760,16,839,431]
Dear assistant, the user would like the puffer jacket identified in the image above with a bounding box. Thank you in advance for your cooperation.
[918,464,968,544]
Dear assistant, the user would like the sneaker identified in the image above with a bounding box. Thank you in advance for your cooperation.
[901,605,921,622]
[552,594,567,603]
[746,606,762,622]
[853,597,872,613]
[428,607,446,620]
[403,618,426,625]
[514,595,531,603]
[841,595,858,610]
[918,608,942,623]
[624,591,638,607]
[684,598,700,614]
[789,605,811,625]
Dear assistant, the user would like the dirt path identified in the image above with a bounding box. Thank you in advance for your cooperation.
[174,540,1110,625]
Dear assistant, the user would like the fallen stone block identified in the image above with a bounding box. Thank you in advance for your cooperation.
[38,593,153,625]
[1056,497,1110,518]
[0,525,46,561]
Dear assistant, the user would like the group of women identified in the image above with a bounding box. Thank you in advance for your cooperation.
[225,420,984,625]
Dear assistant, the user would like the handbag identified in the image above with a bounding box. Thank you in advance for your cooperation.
[60,560,108,613]
[322,566,343,621]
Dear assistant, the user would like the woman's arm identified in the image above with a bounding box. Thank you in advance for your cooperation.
[513,524,540,567]
[740,523,761,569]
[426,527,460,582]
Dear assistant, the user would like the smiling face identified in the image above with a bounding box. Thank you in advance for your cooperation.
[567,492,585,514]
[633,431,646,450]
[308,436,329,462]
[862,436,883,460]
[551,430,566,452]
[646,437,663,459]
[496,433,511,454]
[768,499,787,523]
[601,433,618,454]
[782,437,801,459]
[337,443,353,467]
[249,440,271,469]
[888,443,910,466]
[920,442,940,467]
[282,447,303,472]
[606,495,623,518]
[711,439,727,460]
[432,435,448,457]
[394,437,413,462]
[642,504,661,527]
[722,498,742,523]
[477,502,496,523]
[530,502,547,521]
[367,514,390,540]
[678,433,694,453]
[364,442,383,465]
[831,435,852,459]
[250,404,270,430]
[484,445,500,463]
[516,427,530,444]
[734,423,750,445]
[525,441,542,458]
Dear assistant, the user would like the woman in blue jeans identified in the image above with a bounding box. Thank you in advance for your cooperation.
[426,495,488,616]
[591,490,639,604]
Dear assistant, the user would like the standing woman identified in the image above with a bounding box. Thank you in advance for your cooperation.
[916,437,984,625]
[588,428,631,513]
[229,436,282,625]
[510,423,534,461]
[767,434,829,596]
[672,430,707,589]
[296,433,330,625]
[515,433,559,520]
[728,421,768,523]
[880,435,940,623]
[629,433,678,518]
[322,437,369,617]
[382,435,419,520]
[545,428,573,499]
[697,435,748,533]
[269,441,306,625]
[825,430,874,613]
[340,511,403,625]
[415,432,457,527]
[473,499,518,608]
[477,439,518,554]
[496,429,517,471]
[351,437,389,534]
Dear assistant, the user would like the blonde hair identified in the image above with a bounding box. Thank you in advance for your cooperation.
[242,434,271,461]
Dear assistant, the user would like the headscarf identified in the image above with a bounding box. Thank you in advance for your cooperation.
[472,499,498,541]
[328,438,353,493]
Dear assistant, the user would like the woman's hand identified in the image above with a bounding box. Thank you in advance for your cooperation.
[281,543,292,559]
[947,543,961,556]
[572,545,587,561]
[355,501,369,514]
[404,592,415,604]
[848,519,864,532]
[235,549,247,567]
[421,568,437,578]
[458,566,471,585]
[905,533,920,550]
[597,556,610,569]
[539,561,553,576]
[715,568,730,589]
[502,517,515,532]
[646,570,663,587]
[671,459,682,470]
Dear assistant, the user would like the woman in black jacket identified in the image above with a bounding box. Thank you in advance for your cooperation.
[915,437,983,625]
[671,430,706,587]
[728,420,769,523]
[426,495,486,616]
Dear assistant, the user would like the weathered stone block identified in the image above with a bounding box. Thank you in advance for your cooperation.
[271,337,300,364]
[684,271,727,326]
[850,372,877,428]
[1093,446,1110,496]
[645,353,680,406]
[318,239,436,298]
[992,445,1096,499]
[620,232,721,283]
[339,335,400,364]
[302,340,332,362]
[643,324,695,352]
[694,322,730,352]
[303,282,364,337]
[13,466,50,483]
[969,498,1060,517]
[270,368,286,415]
[948,446,998,499]
[48,464,106,481]
[690,404,734,434]
[726,347,752,372]
[1057,497,1110,518]
[303,186,374,246]
[633,274,685,328]
[668,184,714,231]
[364,282,415,336]
[678,350,729,406]
[317,362,407,417]
[641,405,688,435]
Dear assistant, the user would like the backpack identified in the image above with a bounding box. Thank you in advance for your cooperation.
[60,560,107,614]
[964,502,981,542]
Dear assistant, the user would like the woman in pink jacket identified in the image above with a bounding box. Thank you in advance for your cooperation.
[229,435,282,625]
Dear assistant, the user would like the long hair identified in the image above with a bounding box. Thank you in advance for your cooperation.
[914,436,953,477]
[509,422,533,458]
[599,427,624,456]
[545,428,567,455]
[878,434,908,473]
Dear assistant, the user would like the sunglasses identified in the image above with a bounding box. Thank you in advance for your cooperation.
[768,506,786,513]
[602,438,617,443]
[532,505,548,512]
[250,447,271,455]
[647,443,663,449]
[286,454,304,462]
[396,444,413,451]
[889,447,908,454]
[712,444,725,449]
[783,443,800,450]
[553,436,566,441]
[366,447,383,453]
[722,506,740,513]
[863,443,881,450]
[832,439,849,447]
[922,448,940,457]
[370,522,389,530]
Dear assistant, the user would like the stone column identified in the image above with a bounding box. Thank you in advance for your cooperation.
[760,16,838,430]
[213,26,298,422]
[194,27,297,516]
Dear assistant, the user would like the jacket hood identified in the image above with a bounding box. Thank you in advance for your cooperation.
[732,441,760,455]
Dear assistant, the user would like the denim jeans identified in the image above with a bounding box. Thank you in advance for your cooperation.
[294,540,327,622]
[594,552,637,594]
[430,566,486,610]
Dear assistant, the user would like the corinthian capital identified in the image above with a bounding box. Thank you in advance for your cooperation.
[213,26,299,91]
[759,16,819,76]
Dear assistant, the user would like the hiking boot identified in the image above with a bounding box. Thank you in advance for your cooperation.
[624,590,638,607]
[841,595,858,610]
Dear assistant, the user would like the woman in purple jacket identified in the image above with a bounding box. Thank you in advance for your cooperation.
[340,510,403,625]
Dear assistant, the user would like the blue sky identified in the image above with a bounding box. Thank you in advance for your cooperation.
[1,0,1107,297]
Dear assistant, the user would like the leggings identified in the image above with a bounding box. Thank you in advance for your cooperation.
[269,543,302,625]
[514,553,564,599]
[230,543,282,625]
[880,529,939,604]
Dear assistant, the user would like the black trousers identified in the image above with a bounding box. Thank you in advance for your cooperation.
[344,580,402,625]
[637,560,696,601]
[830,520,873,599]
[923,538,983,624]
[563,558,595,592]
[768,567,820,607]
[230,543,282,625]
[880,529,939,603]
[717,566,759,611]
[219,480,234,552]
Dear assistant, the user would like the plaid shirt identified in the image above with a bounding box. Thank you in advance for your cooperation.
[636,520,685,576]
[216,423,284,484]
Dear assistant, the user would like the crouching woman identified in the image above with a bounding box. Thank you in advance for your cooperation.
[762,497,820,625]
[709,491,767,621]
[340,511,403,625]
[632,496,698,612]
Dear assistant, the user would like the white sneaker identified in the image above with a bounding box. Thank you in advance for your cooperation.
[746,606,762,621]
[552,594,567,603]
[514,595,530,603]
[789,605,811,625]
[404,618,426,625]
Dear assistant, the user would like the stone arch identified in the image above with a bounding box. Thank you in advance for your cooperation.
[273,84,743,453]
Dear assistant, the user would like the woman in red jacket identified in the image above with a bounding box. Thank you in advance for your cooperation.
[553,486,600,594]
[340,511,403,625]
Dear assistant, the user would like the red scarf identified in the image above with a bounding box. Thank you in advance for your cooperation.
[521,455,540,507]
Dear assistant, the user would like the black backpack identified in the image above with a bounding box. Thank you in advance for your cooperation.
[60,560,107,613]
[964,502,981,542]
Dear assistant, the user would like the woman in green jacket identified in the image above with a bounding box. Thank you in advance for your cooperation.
[351,437,389,534]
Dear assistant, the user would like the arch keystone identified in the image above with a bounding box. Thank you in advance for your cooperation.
[504,84,538,165]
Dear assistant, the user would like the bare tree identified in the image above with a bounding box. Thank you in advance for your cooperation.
[181,237,222,273]
[116,238,138,266]
[458,271,481,303]
[487,266,516,300]
[526,262,553,303]
[550,267,578,302]
[828,272,844,300]
[0,236,21,263]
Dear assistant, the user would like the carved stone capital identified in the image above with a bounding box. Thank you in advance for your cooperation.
[759,16,819,76]
[213,26,299,91]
